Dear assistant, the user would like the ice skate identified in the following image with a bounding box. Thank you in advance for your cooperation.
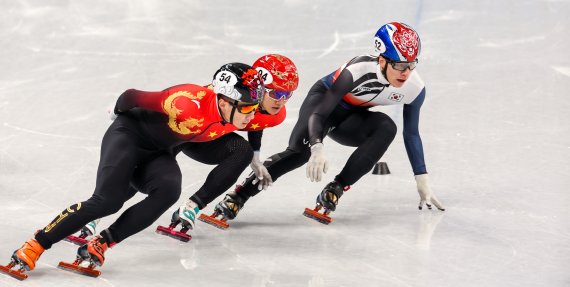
[156,200,199,242]
[303,181,349,225]
[0,238,45,281]
[199,188,246,230]
[57,235,108,277]
[64,219,99,246]
[156,210,192,242]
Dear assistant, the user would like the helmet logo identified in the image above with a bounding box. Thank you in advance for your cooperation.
[241,68,263,100]
[393,25,420,61]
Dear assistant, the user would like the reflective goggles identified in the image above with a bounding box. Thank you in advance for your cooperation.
[229,101,259,114]
[267,89,293,102]
[387,58,418,72]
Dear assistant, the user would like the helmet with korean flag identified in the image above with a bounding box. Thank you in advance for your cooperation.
[373,22,421,62]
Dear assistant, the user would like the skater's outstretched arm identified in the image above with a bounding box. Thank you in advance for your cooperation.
[403,88,445,211]
[307,70,354,146]
[114,89,166,114]
[114,84,202,117]
[403,87,427,175]
[306,70,354,182]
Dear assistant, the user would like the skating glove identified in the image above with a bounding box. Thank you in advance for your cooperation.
[107,103,118,120]
[306,143,328,182]
[415,174,445,211]
[250,151,272,191]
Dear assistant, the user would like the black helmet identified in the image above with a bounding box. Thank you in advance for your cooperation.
[212,63,264,105]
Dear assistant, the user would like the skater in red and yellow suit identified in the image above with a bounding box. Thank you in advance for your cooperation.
[66,54,300,242]
[159,54,300,234]
[0,63,263,280]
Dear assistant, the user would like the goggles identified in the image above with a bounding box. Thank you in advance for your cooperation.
[267,89,293,102]
[229,101,259,114]
[386,58,418,72]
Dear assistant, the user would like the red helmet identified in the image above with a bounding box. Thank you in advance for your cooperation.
[253,54,299,92]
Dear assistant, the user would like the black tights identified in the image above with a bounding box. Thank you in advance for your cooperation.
[238,80,397,198]
[35,115,181,248]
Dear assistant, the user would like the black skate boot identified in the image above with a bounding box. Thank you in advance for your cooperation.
[199,186,248,229]
[303,181,349,225]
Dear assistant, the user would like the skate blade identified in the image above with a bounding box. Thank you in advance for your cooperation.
[58,261,101,278]
[198,214,229,230]
[0,263,28,281]
[64,235,89,246]
[155,225,192,242]
[303,208,332,225]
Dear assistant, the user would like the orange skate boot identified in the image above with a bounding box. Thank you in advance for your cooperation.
[0,238,45,280]
[58,235,109,277]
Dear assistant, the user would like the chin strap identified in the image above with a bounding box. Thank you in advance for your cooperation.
[217,95,237,125]
[378,56,391,87]
[380,61,389,84]
[228,99,238,125]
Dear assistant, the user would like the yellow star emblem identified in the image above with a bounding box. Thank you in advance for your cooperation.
[208,131,218,138]
[250,123,260,130]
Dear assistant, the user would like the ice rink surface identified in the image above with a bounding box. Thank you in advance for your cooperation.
[1,0,569,286]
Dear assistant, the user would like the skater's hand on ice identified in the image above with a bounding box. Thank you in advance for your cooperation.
[415,174,445,211]
[250,151,272,191]
[306,143,328,182]
[107,103,118,120]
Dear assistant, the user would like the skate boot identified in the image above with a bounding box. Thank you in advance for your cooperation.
[65,219,99,246]
[199,187,247,230]
[156,200,199,242]
[303,181,349,224]
[0,238,45,280]
[58,235,108,277]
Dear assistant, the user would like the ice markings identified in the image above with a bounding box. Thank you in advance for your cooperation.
[552,66,570,77]
[478,35,545,48]
[317,31,340,59]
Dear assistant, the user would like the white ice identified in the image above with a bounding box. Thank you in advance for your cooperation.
[0,1,569,287]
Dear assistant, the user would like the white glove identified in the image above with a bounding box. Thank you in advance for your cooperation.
[415,174,445,211]
[177,199,200,229]
[250,151,272,191]
[306,143,328,182]
[107,103,118,121]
